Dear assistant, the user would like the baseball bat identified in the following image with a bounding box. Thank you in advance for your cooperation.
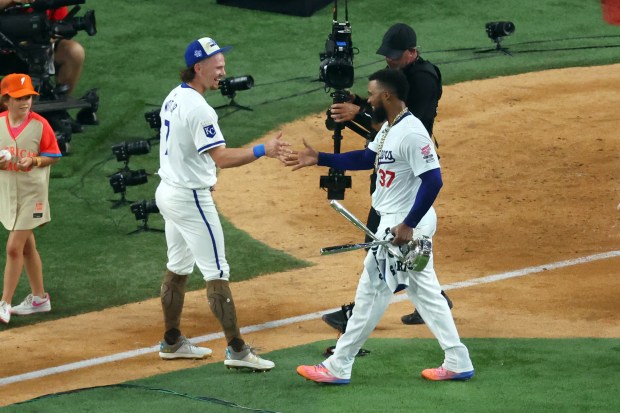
[329,200,405,260]
[320,240,392,256]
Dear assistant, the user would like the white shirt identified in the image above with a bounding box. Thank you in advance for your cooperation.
[157,83,225,189]
[367,113,440,213]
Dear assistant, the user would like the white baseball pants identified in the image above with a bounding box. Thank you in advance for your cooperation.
[155,180,230,281]
[323,208,473,379]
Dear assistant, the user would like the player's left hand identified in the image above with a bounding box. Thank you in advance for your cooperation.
[390,223,413,246]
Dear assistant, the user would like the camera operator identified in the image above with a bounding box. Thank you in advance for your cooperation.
[1,0,86,131]
[322,23,453,330]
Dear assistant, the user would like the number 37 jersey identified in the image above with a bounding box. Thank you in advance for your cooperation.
[367,113,440,214]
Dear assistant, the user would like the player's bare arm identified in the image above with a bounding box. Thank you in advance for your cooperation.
[208,132,290,169]
[0,0,29,10]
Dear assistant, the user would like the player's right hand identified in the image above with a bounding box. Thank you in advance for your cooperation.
[264,132,292,163]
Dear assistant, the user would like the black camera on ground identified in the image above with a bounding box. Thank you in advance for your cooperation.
[144,109,161,131]
[111,140,151,163]
[130,199,159,221]
[219,75,254,99]
[485,21,515,42]
[319,0,354,90]
[0,0,99,155]
[108,169,148,194]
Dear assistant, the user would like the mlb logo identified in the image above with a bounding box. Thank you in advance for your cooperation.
[203,124,216,138]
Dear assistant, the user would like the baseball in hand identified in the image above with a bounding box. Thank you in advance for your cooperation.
[0,149,11,162]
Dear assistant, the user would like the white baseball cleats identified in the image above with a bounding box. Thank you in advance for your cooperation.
[225,344,275,372]
[159,336,213,359]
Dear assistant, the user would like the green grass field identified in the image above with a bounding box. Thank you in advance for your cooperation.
[7,339,620,412]
[1,0,620,410]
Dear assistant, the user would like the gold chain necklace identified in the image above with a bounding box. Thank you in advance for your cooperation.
[374,107,409,169]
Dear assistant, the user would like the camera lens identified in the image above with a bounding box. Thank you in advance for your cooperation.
[486,21,515,39]
[219,75,254,98]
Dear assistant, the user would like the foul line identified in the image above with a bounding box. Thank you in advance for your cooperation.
[1,250,619,387]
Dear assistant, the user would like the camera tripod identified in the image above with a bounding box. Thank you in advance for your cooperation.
[127,217,164,235]
[109,191,133,209]
[475,37,512,56]
[214,91,253,112]
[319,90,352,200]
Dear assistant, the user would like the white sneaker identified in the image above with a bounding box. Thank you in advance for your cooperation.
[159,336,213,359]
[224,344,275,371]
[0,300,11,324]
[11,293,51,315]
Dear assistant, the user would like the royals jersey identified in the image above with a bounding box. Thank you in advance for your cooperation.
[158,83,225,189]
[367,113,440,214]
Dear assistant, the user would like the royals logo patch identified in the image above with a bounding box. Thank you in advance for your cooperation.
[203,124,216,138]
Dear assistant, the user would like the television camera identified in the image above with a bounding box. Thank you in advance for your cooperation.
[215,75,254,111]
[476,21,516,56]
[318,0,359,200]
[0,0,99,154]
[128,198,163,234]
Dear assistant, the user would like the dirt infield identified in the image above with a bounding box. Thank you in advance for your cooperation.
[1,64,619,406]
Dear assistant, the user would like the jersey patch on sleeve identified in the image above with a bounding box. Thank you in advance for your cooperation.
[203,124,217,138]
[421,144,436,163]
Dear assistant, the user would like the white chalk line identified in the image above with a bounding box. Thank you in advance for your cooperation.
[1,250,619,387]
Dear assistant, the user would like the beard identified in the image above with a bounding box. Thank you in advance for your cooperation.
[371,104,388,124]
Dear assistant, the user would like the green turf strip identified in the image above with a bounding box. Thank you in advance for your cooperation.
[7,338,620,412]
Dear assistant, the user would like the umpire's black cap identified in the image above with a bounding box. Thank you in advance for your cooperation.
[376,23,417,60]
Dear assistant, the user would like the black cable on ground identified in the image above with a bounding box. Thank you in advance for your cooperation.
[11,383,280,413]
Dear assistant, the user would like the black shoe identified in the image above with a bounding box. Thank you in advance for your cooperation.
[321,302,354,334]
[401,291,454,325]
[401,310,425,325]
[323,345,370,357]
[70,118,84,134]
[442,290,454,310]
[76,107,99,125]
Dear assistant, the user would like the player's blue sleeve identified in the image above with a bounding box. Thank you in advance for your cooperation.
[403,168,443,228]
[317,148,375,170]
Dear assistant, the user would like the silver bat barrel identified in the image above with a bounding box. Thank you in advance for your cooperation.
[327,200,432,271]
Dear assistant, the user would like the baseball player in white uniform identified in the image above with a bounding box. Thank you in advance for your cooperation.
[155,37,289,370]
[289,69,474,383]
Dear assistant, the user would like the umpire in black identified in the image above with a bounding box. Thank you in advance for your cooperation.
[324,23,452,330]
